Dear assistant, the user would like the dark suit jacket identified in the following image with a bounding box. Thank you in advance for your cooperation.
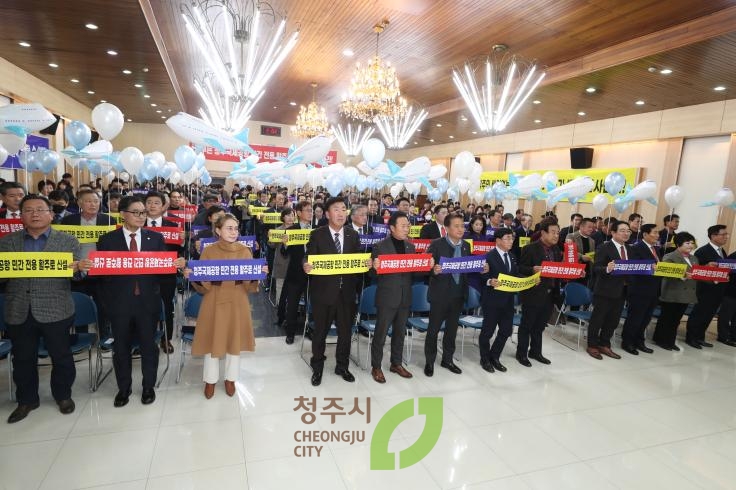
[419,222,443,239]
[370,237,415,309]
[96,227,166,315]
[281,223,310,283]
[481,248,519,307]
[0,209,21,219]
[592,240,631,298]
[60,213,116,226]
[518,240,562,306]
[694,243,728,298]
[427,237,472,303]
[627,241,662,298]
[511,226,532,258]
[306,225,361,305]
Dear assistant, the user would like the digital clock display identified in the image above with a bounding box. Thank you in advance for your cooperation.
[260,125,281,137]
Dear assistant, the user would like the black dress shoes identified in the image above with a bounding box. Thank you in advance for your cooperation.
[516,356,532,368]
[285,335,294,345]
[7,402,40,424]
[490,359,507,372]
[440,361,462,374]
[685,340,702,349]
[717,338,736,347]
[424,364,434,377]
[481,361,496,373]
[114,389,132,407]
[529,353,551,365]
[699,341,714,348]
[636,344,654,354]
[335,368,355,382]
[311,370,323,386]
[57,399,75,415]
[671,344,681,351]
[141,388,156,405]
[621,344,639,355]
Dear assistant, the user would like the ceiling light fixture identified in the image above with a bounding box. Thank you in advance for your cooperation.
[585,87,596,93]
[472,131,477,134]
[294,82,331,139]
[429,139,435,143]
[127,118,132,122]
[134,83,142,88]
[70,79,79,83]
[122,69,132,75]
[48,63,58,68]
[85,23,98,30]
[635,100,645,105]
[714,85,726,91]
[435,123,442,127]
[374,102,428,149]
[87,90,95,94]
[449,135,454,139]
[340,19,406,123]
[342,48,354,57]
[289,101,296,106]
[660,68,672,75]
[182,0,299,133]
[534,119,541,123]
[332,123,374,156]
[144,94,151,98]
[453,43,546,133]
[151,103,157,107]
[577,111,586,116]
[107,50,118,55]
[532,100,541,104]
[18,41,31,47]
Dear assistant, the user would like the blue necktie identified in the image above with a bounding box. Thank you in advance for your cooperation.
[504,252,511,272]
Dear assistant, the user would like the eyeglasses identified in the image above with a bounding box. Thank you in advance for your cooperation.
[123,210,147,217]
[22,208,51,215]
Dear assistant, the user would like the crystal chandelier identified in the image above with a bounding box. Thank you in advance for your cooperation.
[293,83,330,139]
[452,44,545,133]
[339,19,406,123]
[331,123,374,156]
[374,102,427,149]
[181,0,299,133]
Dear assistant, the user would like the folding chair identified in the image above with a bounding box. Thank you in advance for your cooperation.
[177,292,203,383]
[405,283,432,364]
[552,282,593,350]
[299,294,359,368]
[353,285,377,369]
[457,287,482,362]
[0,295,13,400]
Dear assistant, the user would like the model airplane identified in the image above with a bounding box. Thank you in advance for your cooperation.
[277,135,334,168]
[614,179,658,206]
[61,139,113,160]
[544,176,595,206]
[0,103,56,137]
[507,173,546,199]
[165,112,255,154]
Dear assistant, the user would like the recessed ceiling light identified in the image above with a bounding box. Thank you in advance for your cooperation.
[414,141,418,145]
[436,123,442,127]
[134,83,142,88]
[449,135,454,139]
[714,85,727,91]
[143,94,151,98]
[532,100,541,104]
[585,87,596,93]
[460,116,467,121]
[142,67,149,72]
[156,110,162,113]
[635,100,645,105]
[18,41,31,47]
[660,68,672,75]
[126,118,132,122]
[577,111,586,116]
[150,103,157,107]
[416,129,421,132]
[107,50,118,56]
[85,23,98,30]
[472,131,477,134]
[429,139,435,143]
[289,101,297,106]
[168,109,172,112]
[534,119,541,123]
[48,63,58,68]
[87,90,95,94]
[161,116,166,119]
[122,69,132,75]
[273,106,277,109]
[70,78,79,83]
[100,100,107,103]
[342,49,354,57]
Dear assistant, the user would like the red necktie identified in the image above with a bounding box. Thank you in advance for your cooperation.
[130,233,140,295]
[440,226,446,237]
[650,246,659,262]
[619,245,627,260]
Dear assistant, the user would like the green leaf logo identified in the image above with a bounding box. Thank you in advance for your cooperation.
[370,397,443,470]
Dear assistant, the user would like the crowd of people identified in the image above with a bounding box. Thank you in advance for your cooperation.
[1,176,734,425]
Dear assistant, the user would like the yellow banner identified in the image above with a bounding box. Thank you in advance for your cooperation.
[0,252,73,278]
[585,251,595,260]
[654,261,687,278]
[248,193,257,201]
[261,213,283,225]
[52,225,117,243]
[409,225,423,238]
[465,238,473,253]
[307,253,371,275]
[495,272,540,292]
[268,228,313,244]
[519,237,530,248]
[234,199,247,206]
[251,206,269,216]
[479,168,638,203]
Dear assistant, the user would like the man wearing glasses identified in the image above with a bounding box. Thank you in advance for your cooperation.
[685,225,730,348]
[1,195,92,423]
[96,196,185,407]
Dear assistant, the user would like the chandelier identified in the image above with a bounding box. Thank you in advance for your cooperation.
[374,101,427,149]
[293,83,331,139]
[331,122,374,156]
[339,19,406,123]
[181,0,299,133]
[452,44,545,133]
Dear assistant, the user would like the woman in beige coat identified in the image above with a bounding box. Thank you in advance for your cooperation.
[186,214,265,399]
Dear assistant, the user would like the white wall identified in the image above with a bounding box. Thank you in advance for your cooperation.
[503,153,523,212]
[675,136,731,245]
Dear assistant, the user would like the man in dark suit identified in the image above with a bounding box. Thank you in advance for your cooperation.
[511,213,533,259]
[348,204,373,236]
[559,213,582,243]
[368,211,420,383]
[586,220,632,360]
[419,204,448,239]
[685,224,730,348]
[658,214,679,253]
[396,197,418,225]
[0,182,25,219]
[479,228,521,373]
[281,201,313,345]
[366,197,380,227]
[144,191,182,354]
[425,213,488,376]
[48,189,73,224]
[626,213,643,245]
[303,197,363,386]
[96,196,184,407]
[1,195,92,423]
[517,219,562,367]
[621,223,661,354]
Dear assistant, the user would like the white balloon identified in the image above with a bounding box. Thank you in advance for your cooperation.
[592,194,609,213]
[119,147,144,175]
[290,165,307,187]
[343,167,359,186]
[542,171,558,187]
[0,133,26,155]
[405,182,422,195]
[389,183,403,199]
[664,185,684,209]
[169,171,181,185]
[91,103,124,140]
[428,165,447,180]
[148,151,166,167]
[119,171,130,181]
[456,178,470,194]
[715,188,735,206]
[181,168,198,185]
[450,151,475,182]
[361,138,385,165]
[473,190,483,203]
[0,144,7,165]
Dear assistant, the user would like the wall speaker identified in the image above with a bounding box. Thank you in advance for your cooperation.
[570,147,593,169]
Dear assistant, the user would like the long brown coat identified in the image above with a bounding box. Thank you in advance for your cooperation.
[191,240,257,357]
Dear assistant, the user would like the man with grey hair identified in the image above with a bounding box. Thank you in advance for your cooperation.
[349,204,373,236]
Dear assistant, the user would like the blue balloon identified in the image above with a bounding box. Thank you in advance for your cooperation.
[174,145,196,173]
[483,187,495,201]
[604,172,626,196]
[66,120,91,151]
[200,170,212,186]
[428,189,442,201]
[195,151,206,169]
[325,174,344,196]
[87,160,102,176]
[447,188,458,201]
[436,178,449,193]
[39,150,60,173]
[613,198,631,214]
[109,151,124,172]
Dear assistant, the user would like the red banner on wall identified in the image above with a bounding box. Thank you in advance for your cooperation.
[87,251,178,275]
[375,253,433,274]
[201,143,338,165]
[690,265,730,283]
[0,219,23,237]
